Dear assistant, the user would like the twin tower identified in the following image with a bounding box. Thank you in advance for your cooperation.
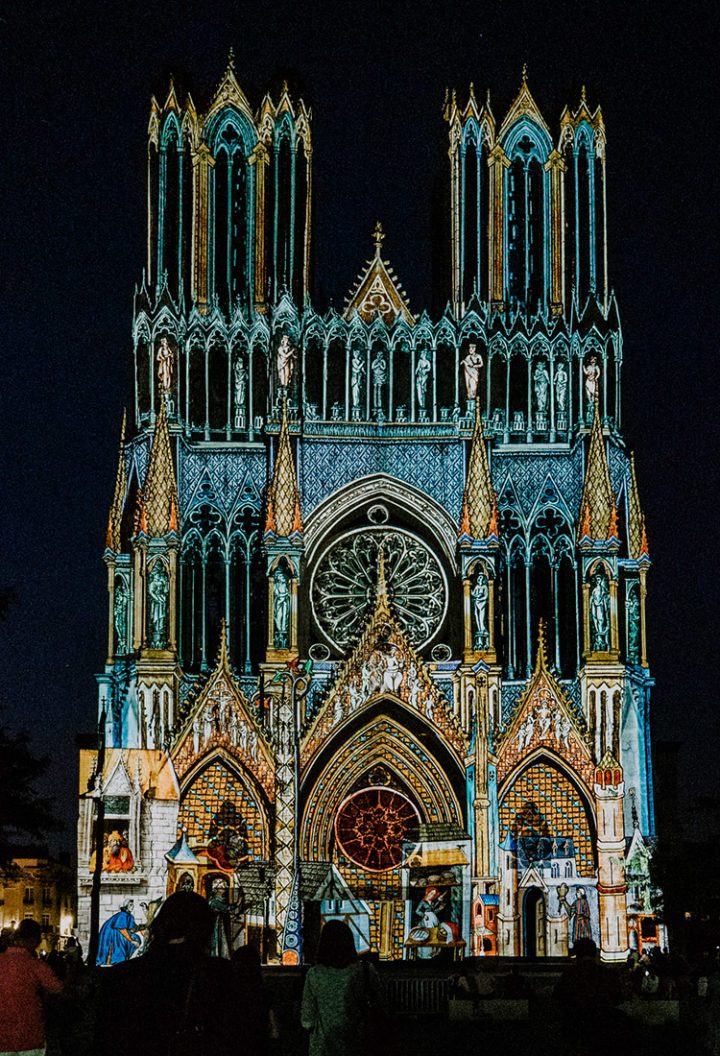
[77,57,661,965]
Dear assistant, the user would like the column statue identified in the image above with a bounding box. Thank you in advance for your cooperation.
[461,343,484,400]
[589,569,610,651]
[415,351,431,409]
[351,347,366,408]
[533,361,550,413]
[371,350,387,408]
[114,580,128,652]
[273,567,291,650]
[626,584,641,661]
[156,337,174,392]
[233,357,247,427]
[554,361,568,414]
[276,335,296,388]
[471,571,489,649]
[584,355,601,406]
[147,562,169,648]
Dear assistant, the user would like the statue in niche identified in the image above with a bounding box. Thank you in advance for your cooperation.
[627,585,641,660]
[584,354,601,406]
[351,347,366,407]
[233,358,247,426]
[589,568,610,651]
[533,361,550,413]
[460,343,484,400]
[114,580,128,652]
[415,351,432,409]
[276,334,296,388]
[371,350,387,408]
[273,567,291,650]
[471,571,489,649]
[147,562,168,648]
[554,361,568,414]
[156,336,174,392]
[382,646,403,694]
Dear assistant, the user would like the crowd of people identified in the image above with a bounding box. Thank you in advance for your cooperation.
[1,909,719,1056]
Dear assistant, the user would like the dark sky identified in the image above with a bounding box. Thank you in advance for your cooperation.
[1,0,718,847]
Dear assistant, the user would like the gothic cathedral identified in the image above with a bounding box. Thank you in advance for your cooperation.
[77,59,661,963]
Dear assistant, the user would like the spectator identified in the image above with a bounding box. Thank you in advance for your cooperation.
[95,891,239,1056]
[0,918,63,1055]
[231,944,278,1055]
[301,920,384,1056]
[554,938,628,1054]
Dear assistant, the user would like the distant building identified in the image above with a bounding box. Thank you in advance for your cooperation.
[2,852,75,951]
[77,59,660,963]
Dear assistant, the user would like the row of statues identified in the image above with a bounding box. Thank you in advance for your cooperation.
[154,336,601,416]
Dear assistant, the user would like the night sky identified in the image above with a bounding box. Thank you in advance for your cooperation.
[2,1,718,848]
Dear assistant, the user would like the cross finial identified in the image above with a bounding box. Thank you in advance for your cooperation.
[227,46,236,72]
[536,617,548,670]
[522,63,528,84]
[377,545,388,598]
[581,83,587,104]
[373,221,385,254]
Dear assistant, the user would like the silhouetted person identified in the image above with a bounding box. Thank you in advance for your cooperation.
[554,937,627,1055]
[0,918,63,1055]
[301,920,384,1056]
[95,891,239,1056]
[231,943,277,1055]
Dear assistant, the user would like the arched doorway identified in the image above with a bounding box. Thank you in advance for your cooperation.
[523,887,546,958]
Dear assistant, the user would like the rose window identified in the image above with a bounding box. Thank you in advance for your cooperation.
[334,787,420,872]
[310,527,447,651]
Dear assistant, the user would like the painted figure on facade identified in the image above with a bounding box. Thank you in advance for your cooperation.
[113,580,128,652]
[472,571,489,649]
[555,361,568,414]
[627,584,641,661]
[415,350,431,409]
[351,346,365,408]
[96,899,142,966]
[590,568,610,651]
[558,884,593,944]
[276,334,297,388]
[534,361,550,413]
[102,829,134,873]
[156,336,174,392]
[208,877,233,958]
[233,357,247,426]
[273,567,291,649]
[584,355,601,407]
[460,343,484,399]
[148,561,169,648]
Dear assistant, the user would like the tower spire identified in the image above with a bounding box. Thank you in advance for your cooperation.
[459,402,497,540]
[144,399,180,537]
[265,399,302,538]
[627,453,649,559]
[105,410,127,551]
[578,393,616,542]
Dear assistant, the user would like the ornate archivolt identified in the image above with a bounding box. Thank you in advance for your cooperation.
[172,631,274,800]
[300,567,468,769]
[301,717,463,863]
[303,474,459,567]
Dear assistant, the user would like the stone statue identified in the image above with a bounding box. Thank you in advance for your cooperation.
[589,569,610,651]
[584,355,601,406]
[415,352,431,409]
[147,562,168,648]
[460,343,484,400]
[276,334,296,388]
[351,347,366,407]
[554,361,568,414]
[233,357,247,422]
[114,580,128,652]
[382,647,403,694]
[156,337,174,392]
[533,361,550,413]
[471,572,489,650]
[371,350,387,408]
[273,567,291,650]
[627,585,641,660]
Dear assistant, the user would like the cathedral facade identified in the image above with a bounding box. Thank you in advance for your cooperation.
[77,59,660,963]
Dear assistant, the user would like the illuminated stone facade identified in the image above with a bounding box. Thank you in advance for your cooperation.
[77,59,661,962]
